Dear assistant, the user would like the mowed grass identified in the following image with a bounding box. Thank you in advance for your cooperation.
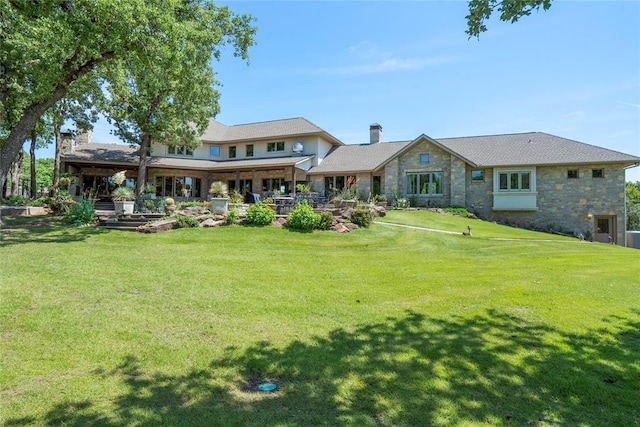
[1,213,639,426]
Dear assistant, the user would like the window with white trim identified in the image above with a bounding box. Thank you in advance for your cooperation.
[168,145,193,156]
[406,172,443,196]
[267,141,285,152]
[210,146,220,157]
[498,171,531,192]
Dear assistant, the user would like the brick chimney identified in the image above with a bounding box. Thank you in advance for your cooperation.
[370,123,382,144]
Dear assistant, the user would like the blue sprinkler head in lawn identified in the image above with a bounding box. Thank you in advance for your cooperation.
[258,383,277,392]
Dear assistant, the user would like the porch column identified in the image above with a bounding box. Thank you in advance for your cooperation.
[291,167,296,194]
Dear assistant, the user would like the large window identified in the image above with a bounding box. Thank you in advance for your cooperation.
[155,176,201,198]
[263,178,288,193]
[324,176,356,193]
[498,171,531,192]
[229,179,252,193]
[168,145,193,156]
[267,141,285,152]
[406,172,443,195]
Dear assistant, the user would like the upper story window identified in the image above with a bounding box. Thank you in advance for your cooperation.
[497,171,531,192]
[407,172,443,196]
[210,146,220,157]
[168,145,193,156]
[246,144,254,157]
[592,169,604,178]
[471,170,484,181]
[568,169,579,179]
[229,146,236,159]
[267,141,285,152]
[420,154,429,163]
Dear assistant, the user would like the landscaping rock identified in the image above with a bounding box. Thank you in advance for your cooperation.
[272,217,287,227]
[345,223,359,230]
[137,218,177,233]
[331,223,351,233]
[200,218,225,227]
[181,206,209,216]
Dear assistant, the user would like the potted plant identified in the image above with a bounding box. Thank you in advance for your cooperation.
[332,176,359,208]
[142,182,156,199]
[111,170,135,215]
[209,180,229,214]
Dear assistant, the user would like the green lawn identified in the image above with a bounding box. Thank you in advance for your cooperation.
[1,213,639,426]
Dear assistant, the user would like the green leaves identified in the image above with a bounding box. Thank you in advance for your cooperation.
[466,0,553,38]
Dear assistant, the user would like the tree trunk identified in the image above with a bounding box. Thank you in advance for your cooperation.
[0,52,115,187]
[30,130,37,198]
[136,134,151,196]
[9,151,23,197]
[53,122,63,188]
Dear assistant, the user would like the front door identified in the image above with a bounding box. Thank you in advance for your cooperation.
[594,215,616,243]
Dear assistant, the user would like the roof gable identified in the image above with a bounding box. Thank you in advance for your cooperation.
[200,117,343,145]
[308,141,412,174]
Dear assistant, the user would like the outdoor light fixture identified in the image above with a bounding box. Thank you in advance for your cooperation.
[586,212,593,219]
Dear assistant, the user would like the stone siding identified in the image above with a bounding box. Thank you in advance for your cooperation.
[464,164,627,244]
[395,140,452,206]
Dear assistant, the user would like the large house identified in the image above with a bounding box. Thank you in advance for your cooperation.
[60,118,640,245]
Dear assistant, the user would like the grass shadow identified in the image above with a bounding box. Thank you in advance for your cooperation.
[0,215,104,245]
[5,309,639,426]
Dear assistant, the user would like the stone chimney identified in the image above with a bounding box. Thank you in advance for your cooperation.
[369,123,382,144]
[59,130,77,153]
[77,129,92,145]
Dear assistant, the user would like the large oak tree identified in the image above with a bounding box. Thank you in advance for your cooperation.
[0,0,255,190]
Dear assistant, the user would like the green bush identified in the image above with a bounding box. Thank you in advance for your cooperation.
[225,207,239,225]
[287,200,320,231]
[317,211,335,230]
[64,197,95,225]
[245,202,275,226]
[50,192,76,215]
[350,208,374,228]
[2,195,29,206]
[442,207,471,217]
[394,198,410,209]
[174,213,200,229]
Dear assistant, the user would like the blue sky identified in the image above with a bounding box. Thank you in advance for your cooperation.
[35,1,640,181]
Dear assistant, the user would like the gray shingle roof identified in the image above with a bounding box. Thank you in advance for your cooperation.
[62,143,314,171]
[307,141,412,174]
[61,143,139,165]
[435,132,640,167]
[200,117,341,144]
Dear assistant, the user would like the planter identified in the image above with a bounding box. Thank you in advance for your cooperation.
[210,197,229,215]
[114,200,135,215]
[335,200,357,209]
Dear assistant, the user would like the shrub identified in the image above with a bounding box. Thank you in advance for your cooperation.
[225,207,239,225]
[350,208,374,228]
[245,202,275,226]
[50,192,76,215]
[64,197,95,225]
[2,195,29,206]
[174,213,200,228]
[394,198,410,209]
[229,189,244,204]
[317,211,335,230]
[287,200,320,231]
[442,207,471,217]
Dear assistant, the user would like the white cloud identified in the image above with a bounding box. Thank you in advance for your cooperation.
[307,55,462,76]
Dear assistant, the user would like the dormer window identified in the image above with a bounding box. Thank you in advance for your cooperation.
[168,145,193,156]
[267,141,285,152]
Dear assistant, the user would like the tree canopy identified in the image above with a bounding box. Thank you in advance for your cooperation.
[466,0,553,38]
[0,0,256,188]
